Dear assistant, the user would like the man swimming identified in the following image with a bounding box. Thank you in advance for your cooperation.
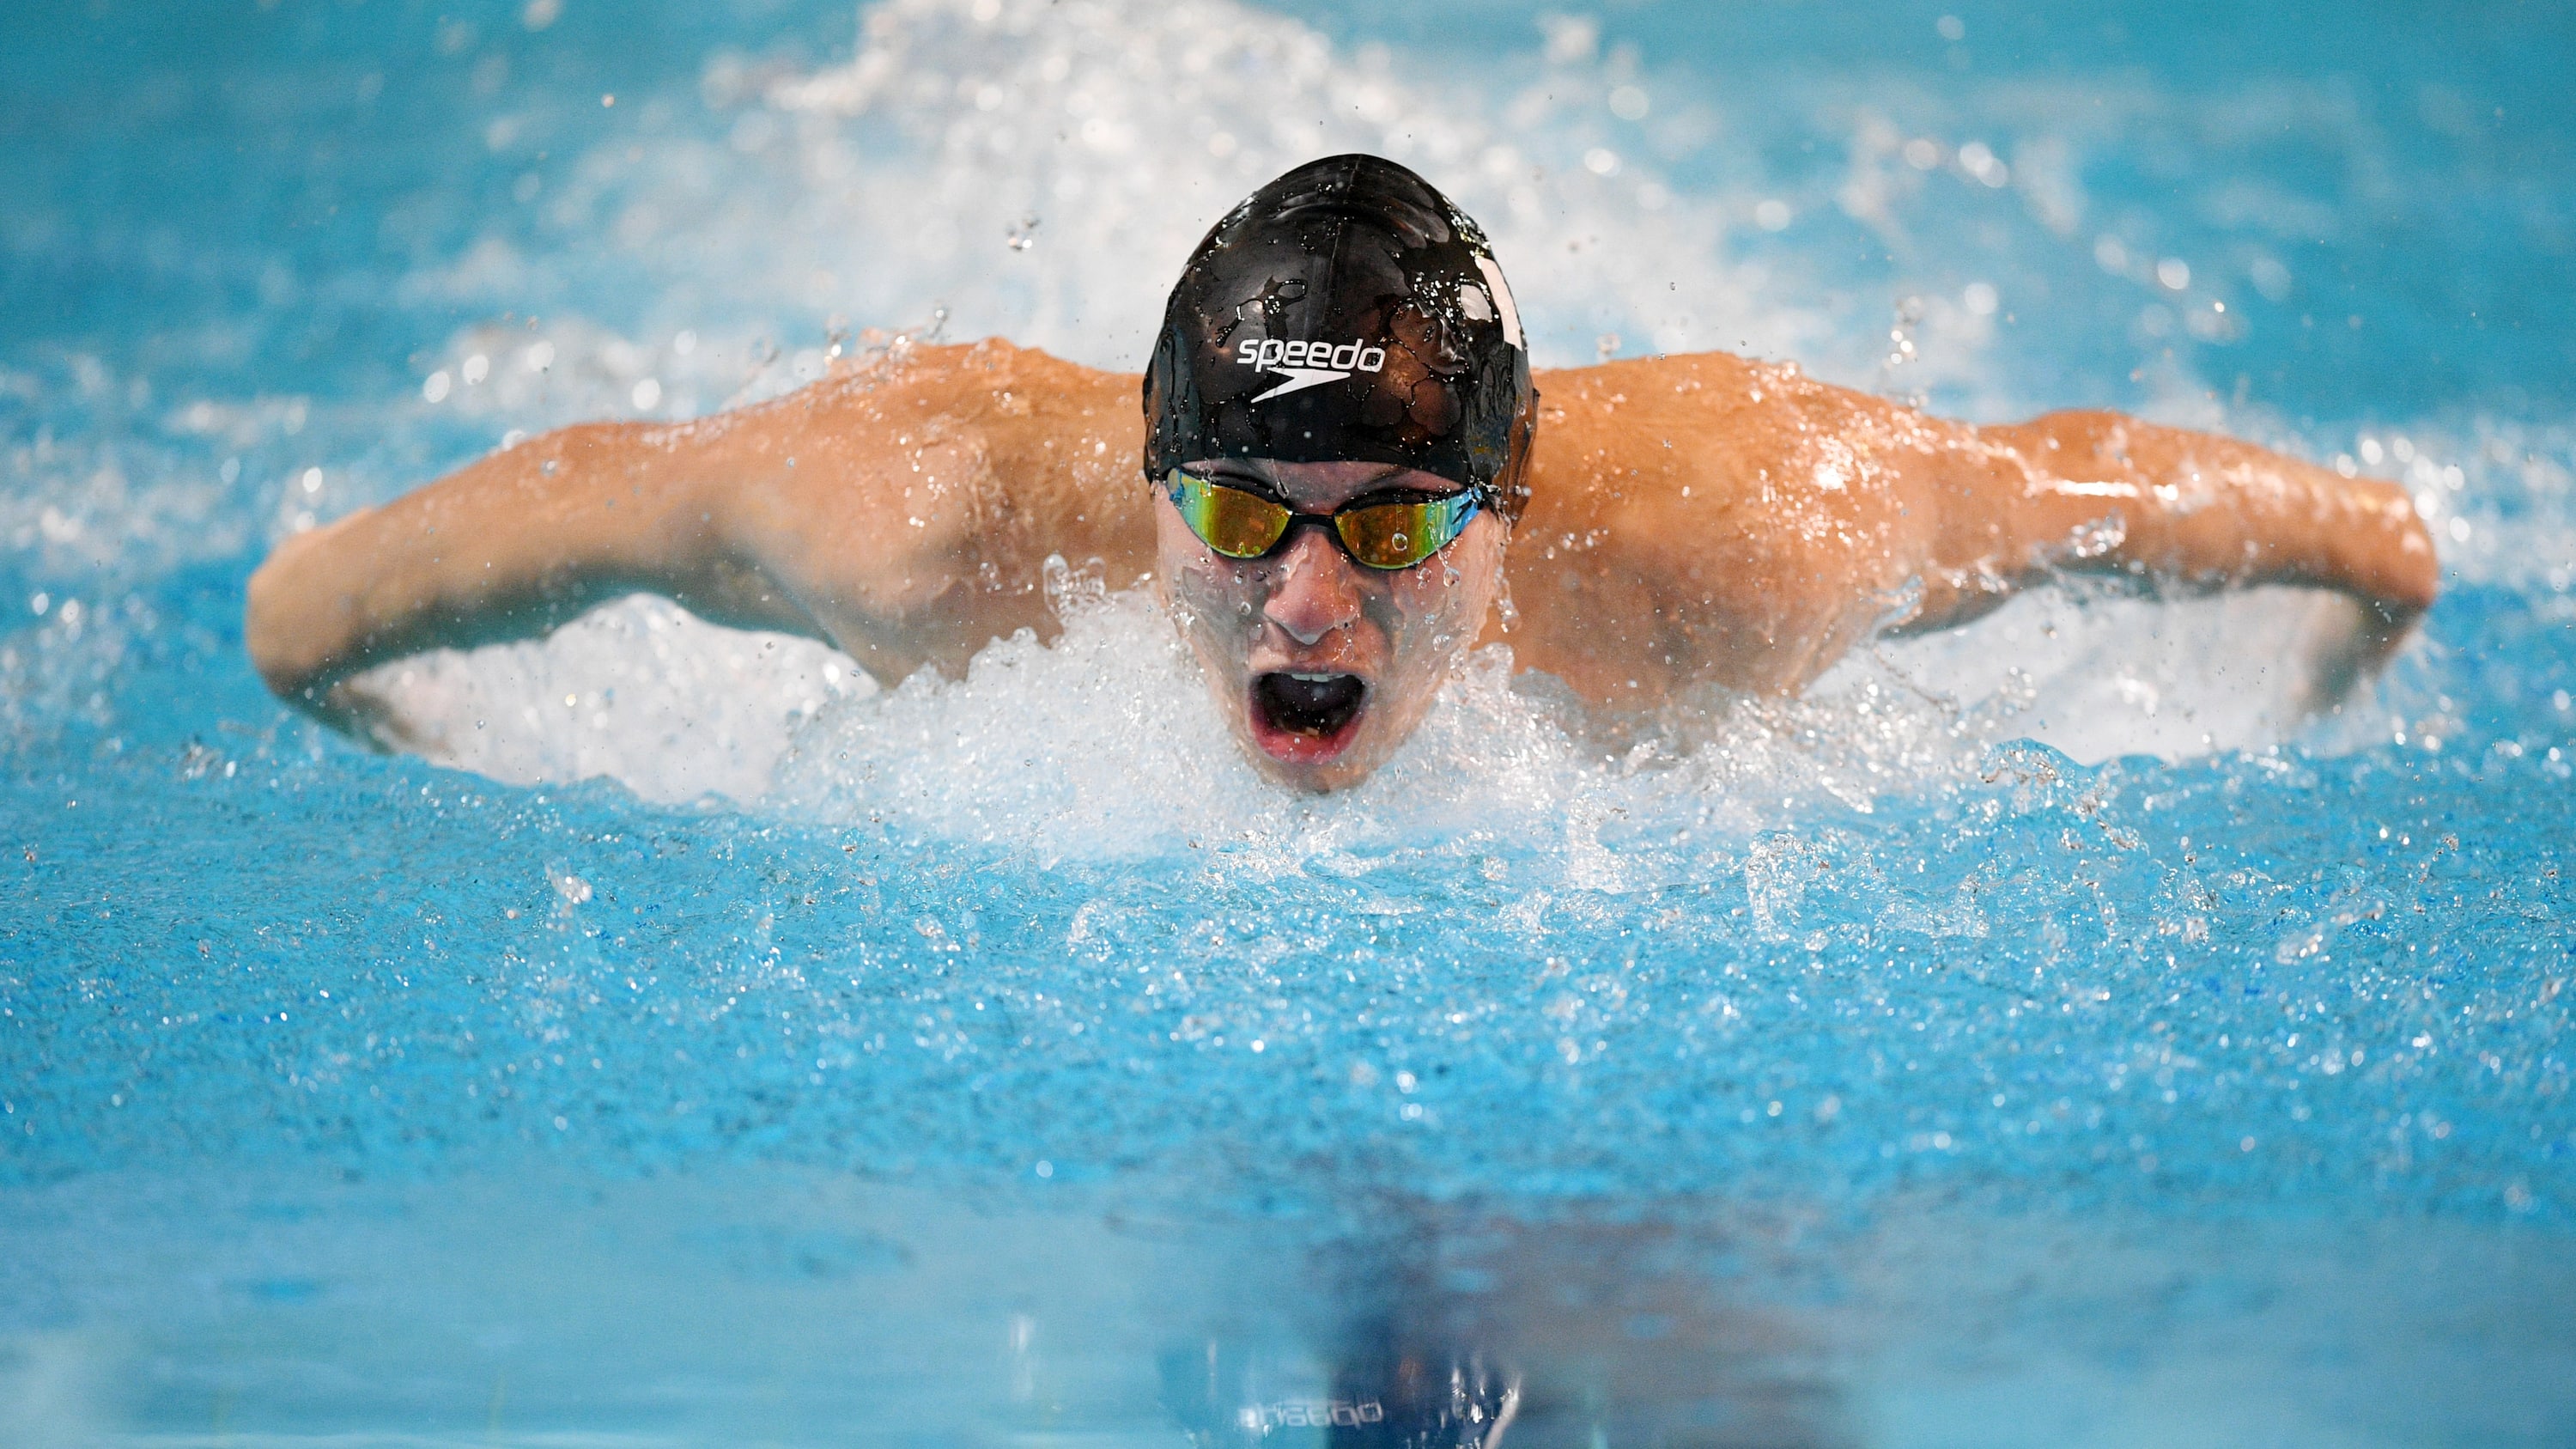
[246,155,2436,792]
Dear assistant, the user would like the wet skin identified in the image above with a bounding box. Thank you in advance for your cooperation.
[246,338,2438,788]
[1156,460,1505,793]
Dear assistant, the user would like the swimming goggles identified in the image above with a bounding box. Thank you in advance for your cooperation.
[1166,468,1485,571]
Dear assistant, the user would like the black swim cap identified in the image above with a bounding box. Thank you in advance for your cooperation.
[1145,155,1537,521]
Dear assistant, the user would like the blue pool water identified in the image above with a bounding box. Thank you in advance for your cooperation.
[5,0,2575,1443]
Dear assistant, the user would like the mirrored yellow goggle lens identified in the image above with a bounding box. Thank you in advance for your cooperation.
[1171,472,1291,558]
[1335,495,1477,569]
[1169,470,1479,569]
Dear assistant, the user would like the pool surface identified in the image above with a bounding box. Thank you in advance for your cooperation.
[5,0,2574,1444]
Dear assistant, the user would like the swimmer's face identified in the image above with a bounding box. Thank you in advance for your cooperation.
[1156,459,1506,793]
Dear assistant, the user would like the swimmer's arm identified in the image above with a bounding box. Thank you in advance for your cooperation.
[243,418,823,721]
[1502,358,2433,704]
[245,340,1154,728]
[1908,409,2439,632]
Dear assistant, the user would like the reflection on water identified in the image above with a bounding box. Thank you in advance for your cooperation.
[0,1172,1862,1447]
[1161,1338,1529,1449]
[1161,1214,1803,1449]
[10,1167,2575,1446]
[1240,1211,1856,1449]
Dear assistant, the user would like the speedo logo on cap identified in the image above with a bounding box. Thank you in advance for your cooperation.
[1235,337,1388,405]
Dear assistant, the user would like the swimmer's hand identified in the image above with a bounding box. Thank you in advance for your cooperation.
[2302,591,2429,713]
[246,508,393,725]
[246,527,485,746]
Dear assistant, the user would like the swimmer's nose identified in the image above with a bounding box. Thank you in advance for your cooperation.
[1262,527,1364,648]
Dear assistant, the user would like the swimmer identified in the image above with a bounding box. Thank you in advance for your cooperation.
[246,154,2437,792]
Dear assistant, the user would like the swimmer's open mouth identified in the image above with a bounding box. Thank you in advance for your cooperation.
[1249,672,1367,763]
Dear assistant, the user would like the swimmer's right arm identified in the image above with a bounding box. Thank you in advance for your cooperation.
[245,340,1152,730]
[243,416,824,725]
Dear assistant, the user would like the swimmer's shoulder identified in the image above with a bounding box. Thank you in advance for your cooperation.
[1523,350,1837,509]
[1528,350,1862,464]
[1528,349,1959,500]
[1516,353,1779,582]
[1516,350,1931,595]
[788,336,1151,557]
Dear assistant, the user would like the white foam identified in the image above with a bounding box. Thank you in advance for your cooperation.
[337,562,2408,873]
[337,594,868,805]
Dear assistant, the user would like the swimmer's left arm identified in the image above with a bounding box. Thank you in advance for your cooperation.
[1908,409,2439,630]
[1499,355,2436,708]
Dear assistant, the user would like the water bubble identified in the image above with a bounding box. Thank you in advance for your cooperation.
[1540,13,1599,64]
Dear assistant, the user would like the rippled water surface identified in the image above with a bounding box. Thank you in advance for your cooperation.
[4,0,2574,1444]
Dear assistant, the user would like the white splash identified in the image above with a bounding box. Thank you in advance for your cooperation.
[336,595,867,805]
